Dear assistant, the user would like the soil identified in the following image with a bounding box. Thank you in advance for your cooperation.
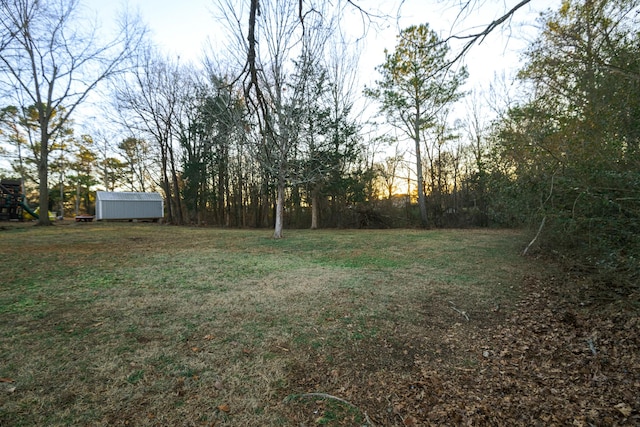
[281,274,640,426]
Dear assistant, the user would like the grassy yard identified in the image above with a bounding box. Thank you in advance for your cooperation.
[1,223,539,425]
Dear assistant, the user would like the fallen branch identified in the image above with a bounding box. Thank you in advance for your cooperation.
[523,216,546,256]
[284,392,355,407]
[284,393,376,426]
[448,301,470,321]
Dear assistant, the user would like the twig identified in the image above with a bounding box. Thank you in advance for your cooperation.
[364,411,375,427]
[448,301,470,321]
[285,392,355,407]
[444,0,532,66]
[522,216,546,256]
[284,393,376,426]
[587,338,597,356]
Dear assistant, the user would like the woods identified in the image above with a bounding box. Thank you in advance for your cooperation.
[488,0,640,282]
[1,0,639,280]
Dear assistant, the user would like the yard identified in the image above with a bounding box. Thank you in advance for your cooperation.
[0,223,638,426]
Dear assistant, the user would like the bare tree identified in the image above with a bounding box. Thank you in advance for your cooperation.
[376,142,406,200]
[460,89,491,220]
[0,0,146,224]
[117,136,153,193]
[217,0,339,238]
[113,48,188,224]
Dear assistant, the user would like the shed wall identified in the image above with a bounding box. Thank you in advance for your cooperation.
[96,192,163,220]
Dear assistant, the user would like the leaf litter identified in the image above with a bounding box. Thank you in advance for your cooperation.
[282,274,640,426]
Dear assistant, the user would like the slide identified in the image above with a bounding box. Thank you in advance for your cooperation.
[20,199,39,220]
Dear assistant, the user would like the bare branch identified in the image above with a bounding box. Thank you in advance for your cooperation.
[444,0,533,65]
[285,392,376,425]
[523,216,545,256]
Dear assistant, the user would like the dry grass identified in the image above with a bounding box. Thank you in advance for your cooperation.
[0,222,533,426]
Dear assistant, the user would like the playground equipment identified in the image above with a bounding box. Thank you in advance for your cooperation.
[23,206,56,221]
[0,179,40,221]
[0,179,26,220]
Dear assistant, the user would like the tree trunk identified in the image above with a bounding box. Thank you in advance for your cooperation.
[238,172,245,227]
[159,140,174,224]
[59,173,64,219]
[273,177,285,239]
[168,143,183,225]
[37,128,51,225]
[415,138,428,228]
[310,188,319,229]
[75,182,80,216]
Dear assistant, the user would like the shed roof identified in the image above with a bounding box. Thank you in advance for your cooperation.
[96,191,163,201]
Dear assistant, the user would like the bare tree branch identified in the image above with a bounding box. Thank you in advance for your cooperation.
[444,0,533,65]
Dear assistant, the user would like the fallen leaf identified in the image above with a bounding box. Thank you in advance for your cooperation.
[204,334,214,340]
[614,403,632,417]
[191,347,200,352]
[218,403,230,413]
[403,415,417,426]
[0,378,14,383]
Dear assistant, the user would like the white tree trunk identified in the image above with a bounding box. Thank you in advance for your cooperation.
[273,180,285,239]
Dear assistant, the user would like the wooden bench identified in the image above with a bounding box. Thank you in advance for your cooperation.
[75,215,94,222]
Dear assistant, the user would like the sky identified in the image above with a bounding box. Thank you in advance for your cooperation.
[84,0,557,90]
[75,0,561,141]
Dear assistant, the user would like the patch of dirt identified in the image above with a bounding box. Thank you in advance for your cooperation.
[281,275,640,426]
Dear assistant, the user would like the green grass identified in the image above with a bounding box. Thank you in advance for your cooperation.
[0,222,536,426]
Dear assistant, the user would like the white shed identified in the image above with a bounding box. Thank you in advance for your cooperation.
[95,191,164,221]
